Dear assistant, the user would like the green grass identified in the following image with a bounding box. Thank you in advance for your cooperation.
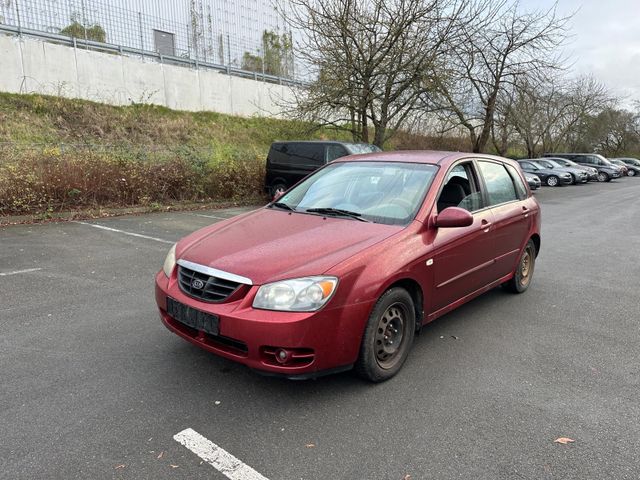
[0,92,353,155]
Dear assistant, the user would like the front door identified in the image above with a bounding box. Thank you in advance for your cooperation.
[430,162,496,313]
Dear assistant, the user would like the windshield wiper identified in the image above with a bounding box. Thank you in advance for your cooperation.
[305,207,370,222]
[270,201,296,212]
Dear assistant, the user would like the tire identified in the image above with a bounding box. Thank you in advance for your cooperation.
[546,175,559,187]
[354,288,416,382]
[270,182,287,198]
[503,240,536,294]
[569,174,576,185]
[597,172,610,182]
[628,170,636,177]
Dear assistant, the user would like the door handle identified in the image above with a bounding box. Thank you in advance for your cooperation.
[481,219,492,232]
[522,206,530,218]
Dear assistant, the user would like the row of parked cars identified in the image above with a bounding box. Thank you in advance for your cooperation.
[518,153,640,190]
[264,142,640,195]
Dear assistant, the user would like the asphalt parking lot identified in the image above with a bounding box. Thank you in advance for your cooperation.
[2,179,640,480]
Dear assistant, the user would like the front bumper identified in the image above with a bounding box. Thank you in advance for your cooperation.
[560,176,573,185]
[155,271,373,377]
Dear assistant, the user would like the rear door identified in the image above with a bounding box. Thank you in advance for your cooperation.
[477,161,531,279]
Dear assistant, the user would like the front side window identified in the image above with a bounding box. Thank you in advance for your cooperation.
[478,161,518,206]
[326,144,349,162]
[279,161,438,225]
[438,162,483,213]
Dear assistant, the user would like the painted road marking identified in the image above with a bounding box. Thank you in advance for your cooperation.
[173,428,269,480]
[185,212,230,220]
[0,268,42,277]
[74,222,173,244]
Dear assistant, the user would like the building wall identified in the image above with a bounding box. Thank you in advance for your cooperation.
[0,34,294,116]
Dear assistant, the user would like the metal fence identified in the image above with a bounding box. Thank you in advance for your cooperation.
[0,0,302,85]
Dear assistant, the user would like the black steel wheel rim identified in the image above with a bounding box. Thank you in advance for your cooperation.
[374,302,408,369]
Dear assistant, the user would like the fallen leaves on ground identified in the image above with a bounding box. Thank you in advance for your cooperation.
[554,437,575,445]
[305,443,316,448]
[170,464,179,468]
[114,464,126,470]
[157,451,164,459]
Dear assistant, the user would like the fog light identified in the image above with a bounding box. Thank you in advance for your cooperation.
[276,348,291,364]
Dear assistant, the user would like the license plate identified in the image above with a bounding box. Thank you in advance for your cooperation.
[167,298,219,335]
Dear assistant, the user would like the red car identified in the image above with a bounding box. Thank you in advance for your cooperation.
[155,151,541,382]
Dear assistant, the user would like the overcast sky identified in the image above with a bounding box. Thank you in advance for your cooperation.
[521,0,640,103]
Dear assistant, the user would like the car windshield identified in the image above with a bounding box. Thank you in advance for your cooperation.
[546,160,564,168]
[530,161,547,169]
[536,160,555,168]
[277,161,438,225]
[346,143,383,154]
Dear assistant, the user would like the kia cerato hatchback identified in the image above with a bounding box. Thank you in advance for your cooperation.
[155,151,541,382]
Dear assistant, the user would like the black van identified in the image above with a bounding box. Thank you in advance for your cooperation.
[265,141,381,196]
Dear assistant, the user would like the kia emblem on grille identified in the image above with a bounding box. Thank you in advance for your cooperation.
[191,279,205,289]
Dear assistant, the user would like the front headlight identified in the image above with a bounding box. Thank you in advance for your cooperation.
[163,243,177,277]
[253,276,338,312]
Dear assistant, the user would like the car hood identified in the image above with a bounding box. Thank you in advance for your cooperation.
[177,208,402,285]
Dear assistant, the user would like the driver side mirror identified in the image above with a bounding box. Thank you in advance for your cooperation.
[272,190,284,202]
[435,207,473,228]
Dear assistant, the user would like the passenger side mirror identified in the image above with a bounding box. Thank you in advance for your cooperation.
[272,191,284,202]
[435,207,474,228]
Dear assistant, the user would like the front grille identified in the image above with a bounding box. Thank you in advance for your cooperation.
[178,265,241,302]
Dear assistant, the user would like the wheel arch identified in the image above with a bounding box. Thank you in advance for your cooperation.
[384,278,424,332]
[530,233,541,257]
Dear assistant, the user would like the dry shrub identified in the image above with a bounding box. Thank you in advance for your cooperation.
[0,150,265,215]
[205,159,265,200]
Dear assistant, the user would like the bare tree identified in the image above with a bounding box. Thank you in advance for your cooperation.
[281,0,467,147]
[432,1,570,153]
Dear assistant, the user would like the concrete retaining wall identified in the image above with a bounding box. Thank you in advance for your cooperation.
[0,34,294,116]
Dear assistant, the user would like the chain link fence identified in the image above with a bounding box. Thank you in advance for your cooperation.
[0,0,301,84]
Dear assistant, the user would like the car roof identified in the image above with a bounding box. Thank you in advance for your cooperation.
[332,150,518,167]
[271,140,372,146]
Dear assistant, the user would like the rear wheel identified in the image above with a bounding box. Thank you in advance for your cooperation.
[503,240,536,293]
[546,175,559,187]
[597,172,610,182]
[354,288,416,382]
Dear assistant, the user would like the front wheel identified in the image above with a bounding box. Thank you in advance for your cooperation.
[503,240,536,293]
[597,172,610,182]
[628,169,636,177]
[354,288,416,382]
[546,175,559,187]
[270,182,287,197]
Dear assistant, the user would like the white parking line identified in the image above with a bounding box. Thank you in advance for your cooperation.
[0,268,42,277]
[74,222,173,244]
[173,428,269,480]
[185,212,230,220]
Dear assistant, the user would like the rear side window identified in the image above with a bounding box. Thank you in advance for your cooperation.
[505,164,528,199]
[269,143,325,166]
[291,143,324,165]
[478,161,518,206]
